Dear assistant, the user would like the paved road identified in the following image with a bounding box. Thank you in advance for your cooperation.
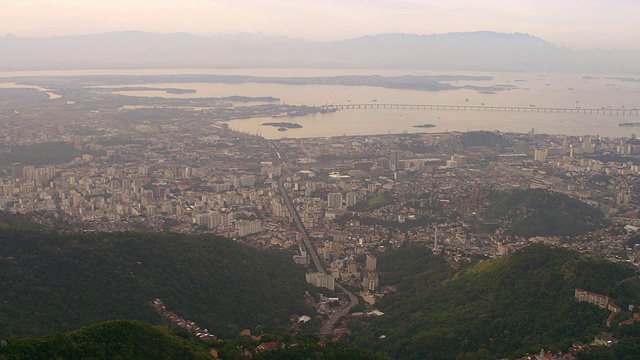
[277,173,323,273]
[320,283,359,336]
[275,167,358,337]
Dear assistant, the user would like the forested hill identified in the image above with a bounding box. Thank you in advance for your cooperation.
[352,244,640,359]
[0,211,44,231]
[0,228,309,339]
[460,131,510,148]
[0,320,388,360]
[487,188,609,238]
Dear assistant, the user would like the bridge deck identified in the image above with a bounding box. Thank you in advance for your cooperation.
[327,104,639,115]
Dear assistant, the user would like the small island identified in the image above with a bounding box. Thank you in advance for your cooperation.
[165,88,197,94]
[262,122,303,129]
[413,124,436,128]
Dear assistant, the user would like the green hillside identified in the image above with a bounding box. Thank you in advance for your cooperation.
[352,244,640,359]
[0,320,212,360]
[349,191,394,212]
[460,131,509,148]
[0,211,45,231]
[0,142,95,166]
[0,229,309,339]
[0,320,387,360]
[487,189,608,238]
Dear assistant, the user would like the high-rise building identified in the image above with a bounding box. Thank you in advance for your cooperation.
[305,272,335,290]
[370,166,386,178]
[221,123,230,136]
[389,150,400,171]
[240,175,255,187]
[234,175,256,188]
[617,191,631,207]
[170,164,181,179]
[347,259,357,274]
[346,193,357,207]
[581,136,595,153]
[534,148,548,162]
[365,253,377,271]
[237,219,262,237]
[10,163,24,179]
[327,193,343,209]
[193,213,210,227]
[271,199,288,218]
[293,246,309,265]
[363,272,379,291]
[306,181,324,197]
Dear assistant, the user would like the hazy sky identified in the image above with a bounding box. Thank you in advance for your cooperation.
[2,0,639,50]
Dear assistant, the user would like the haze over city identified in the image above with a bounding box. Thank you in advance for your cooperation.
[4,1,640,359]
[2,0,640,50]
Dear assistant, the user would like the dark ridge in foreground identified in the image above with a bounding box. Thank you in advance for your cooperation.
[0,320,388,360]
[0,227,309,339]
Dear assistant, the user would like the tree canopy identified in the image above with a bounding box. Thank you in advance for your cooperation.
[0,228,310,339]
[352,244,640,359]
[487,189,608,238]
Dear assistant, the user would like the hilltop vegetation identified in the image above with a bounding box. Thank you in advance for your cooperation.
[0,320,212,360]
[0,228,309,339]
[349,191,395,212]
[0,142,96,166]
[460,131,510,148]
[0,320,387,360]
[352,244,640,359]
[486,189,609,238]
[0,211,45,231]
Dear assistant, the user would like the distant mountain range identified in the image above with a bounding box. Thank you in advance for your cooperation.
[1,31,639,73]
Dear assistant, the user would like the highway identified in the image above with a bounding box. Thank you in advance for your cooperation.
[277,173,323,273]
[320,283,359,336]
[274,160,359,337]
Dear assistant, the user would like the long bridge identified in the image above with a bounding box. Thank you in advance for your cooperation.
[327,103,639,115]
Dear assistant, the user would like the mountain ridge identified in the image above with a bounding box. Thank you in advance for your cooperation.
[0,227,310,339]
[1,31,638,73]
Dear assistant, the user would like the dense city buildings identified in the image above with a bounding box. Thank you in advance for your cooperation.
[3,83,640,335]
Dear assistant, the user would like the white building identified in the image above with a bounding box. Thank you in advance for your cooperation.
[534,148,548,162]
[346,193,358,207]
[237,219,262,236]
[305,272,335,290]
[327,193,343,209]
